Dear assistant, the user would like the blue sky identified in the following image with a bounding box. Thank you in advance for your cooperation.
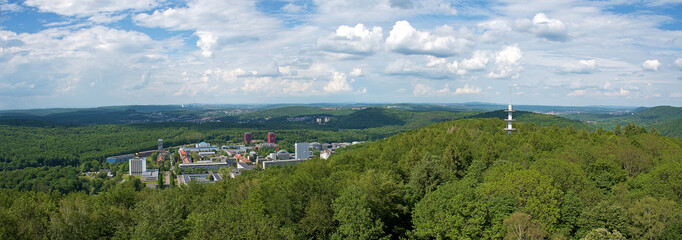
[1,0,681,109]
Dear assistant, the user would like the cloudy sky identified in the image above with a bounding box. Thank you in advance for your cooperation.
[1,0,682,109]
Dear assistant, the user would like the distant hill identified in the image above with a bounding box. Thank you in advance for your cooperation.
[467,110,593,130]
[337,108,407,129]
[238,106,354,120]
[562,105,682,138]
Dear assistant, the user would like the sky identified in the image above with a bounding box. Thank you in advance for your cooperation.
[1,0,682,109]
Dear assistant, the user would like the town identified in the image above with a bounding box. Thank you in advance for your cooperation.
[97,132,364,187]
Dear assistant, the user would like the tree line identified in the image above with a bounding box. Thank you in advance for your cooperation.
[0,118,679,239]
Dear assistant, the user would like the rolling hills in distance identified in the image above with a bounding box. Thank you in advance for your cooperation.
[0,103,679,137]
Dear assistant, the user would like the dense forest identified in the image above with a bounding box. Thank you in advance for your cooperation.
[562,106,682,138]
[0,118,680,239]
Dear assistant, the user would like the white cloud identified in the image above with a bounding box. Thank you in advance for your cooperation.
[386,20,470,57]
[318,24,383,56]
[439,3,457,15]
[385,57,464,78]
[24,0,159,16]
[459,50,490,71]
[567,89,586,96]
[561,59,598,74]
[642,59,660,71]
[412,83,481,96]
[515,13,568,41]
[195,31,217,57]
[0,0,21,12]
[603,88,631,97]
[0,26,176,101]
[674,58,682,70]
[454,84,481,94]
[489,45,523,79]
[133,0,282,57]
[350,68,363,76]
[323,72,352,93]
[671,92,682,98]
[477,20,511,43]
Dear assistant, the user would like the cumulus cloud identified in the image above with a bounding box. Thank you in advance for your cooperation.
[0,26,174,100]
[133,0,282,57]
[489,45,523,79]
[603,88,631,97]
[477,20,511,43]
[561,59,598,74]
[386,20,470,57]
[318,24,383,56]
[454,84,482,94]
[385,50,492,78]
[0,0,21,12]
[642,59,660,71]
[515,13,568,42]
[413,83,481,96]
[385,57,463,78]
[323,72,352,93]
[350,68,363,76]
[25,0,159,16]
[195,31,217,57]
[459,50,490,71]
[567,89,587,96]
[674,58,682,70]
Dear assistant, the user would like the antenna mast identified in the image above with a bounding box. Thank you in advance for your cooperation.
[504,87,516,134]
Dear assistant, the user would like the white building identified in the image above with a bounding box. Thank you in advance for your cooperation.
[295,142,311,160]
[196,142,210,148]
[320,150,331,160]
[129,158,147,175]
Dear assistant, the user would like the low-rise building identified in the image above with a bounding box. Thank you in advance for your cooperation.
[198,151,215,157]
[178,162,230,171]
[178,173,222,185]
[229,163,254,178]
[261,159,307,169]
[106,154,135,164]
[141,169,159,182]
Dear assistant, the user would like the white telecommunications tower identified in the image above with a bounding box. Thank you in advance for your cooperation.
[503,87,516,134]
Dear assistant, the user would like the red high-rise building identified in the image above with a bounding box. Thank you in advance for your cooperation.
[244,132,252,145]
[267,132,276,143]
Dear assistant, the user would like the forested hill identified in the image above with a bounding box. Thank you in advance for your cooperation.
[468,110,592,130]
[1,118,680,239]
[563,105,682,138]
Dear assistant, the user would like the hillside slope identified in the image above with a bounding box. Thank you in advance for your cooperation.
[1,118,679,239]
[563,105,682,137]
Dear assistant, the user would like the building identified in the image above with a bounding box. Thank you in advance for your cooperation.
[180,146,219,152]
[158,139,163,151]
[320,150,332,160]
[157,151,168,163]
[276,150,291,160]
[106,154,135,164]
[310,142,322,150]
[129,158,147,175]
[295,142,311,160]
[137,150,157,158]
[196,142,210,148]
[140,169,159,182]
[261,159,307,169]
[255,143,277,149]
[178,173,222,185]
[237,162,253,170]
[244,132,252,145]
[198,151,215,157]
[178,162,230,171]
[267,132,276,143]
